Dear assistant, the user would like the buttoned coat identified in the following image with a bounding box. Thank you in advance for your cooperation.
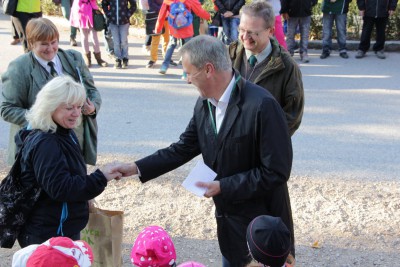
[1,49,101,165]
[135,71,294,266]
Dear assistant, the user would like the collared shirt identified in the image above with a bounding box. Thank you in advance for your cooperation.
[208,75,236,133]
[245,42,272,65]
[33,53,63,76]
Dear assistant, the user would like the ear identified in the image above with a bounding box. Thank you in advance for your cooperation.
[205,62,215,77]
[269,27,275,38]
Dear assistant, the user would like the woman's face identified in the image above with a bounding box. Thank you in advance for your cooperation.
[31,38,59,61]
[52,103,82,129]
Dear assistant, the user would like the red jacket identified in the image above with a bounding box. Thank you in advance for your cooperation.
[155,0,210,39]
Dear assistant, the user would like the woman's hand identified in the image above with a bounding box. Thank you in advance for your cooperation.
[82,98,96,115]
[101,163,123,181]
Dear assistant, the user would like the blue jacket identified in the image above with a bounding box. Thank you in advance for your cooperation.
[357,0,397,17]
[102,0,137,25]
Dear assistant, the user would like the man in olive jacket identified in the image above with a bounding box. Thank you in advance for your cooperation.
[229,1,304,136]
[1,48,101,165]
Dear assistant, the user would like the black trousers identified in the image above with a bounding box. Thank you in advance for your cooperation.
[18,230,80,248]
[12,11,42,52]
[358,16,388,52]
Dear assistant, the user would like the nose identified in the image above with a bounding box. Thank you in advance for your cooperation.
[72,107,81,116]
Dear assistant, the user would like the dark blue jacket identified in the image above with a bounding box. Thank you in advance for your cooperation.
[357,0,397,17]
[281,0,318,17]
[17,127,107,239]
[102,0,137,25]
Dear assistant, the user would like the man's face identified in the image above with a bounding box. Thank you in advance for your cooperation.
[239,14,273,54]
[182,55,210,98]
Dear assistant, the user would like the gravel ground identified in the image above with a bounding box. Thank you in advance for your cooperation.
[1,150,399,267]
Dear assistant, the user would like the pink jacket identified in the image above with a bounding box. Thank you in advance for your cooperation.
[70,0,99,29]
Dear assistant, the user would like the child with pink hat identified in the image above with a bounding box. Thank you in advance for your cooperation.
[131,225,177,267]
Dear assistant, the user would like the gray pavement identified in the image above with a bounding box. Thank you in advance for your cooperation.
[1,12,400,183]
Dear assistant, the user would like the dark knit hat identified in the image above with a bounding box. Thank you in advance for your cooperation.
[246,215,291,267]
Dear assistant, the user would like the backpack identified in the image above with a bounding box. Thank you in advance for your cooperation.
[168,0,193,29]
[0,131,42,248]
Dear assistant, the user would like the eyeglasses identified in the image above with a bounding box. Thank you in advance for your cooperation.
[238,27,268,38]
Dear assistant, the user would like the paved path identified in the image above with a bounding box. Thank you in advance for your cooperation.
[1,12,399,182]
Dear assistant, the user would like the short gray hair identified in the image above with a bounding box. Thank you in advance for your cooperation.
[240,0,275,29]
[180,35,231,71]
[26,76,86,132]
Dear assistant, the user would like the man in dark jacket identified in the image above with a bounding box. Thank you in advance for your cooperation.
[214,0,245,44]
[320,0,352,59]
[229,1,304,136]
[281,0,317,62]
[355,0,397,59]
[112,35,293,267]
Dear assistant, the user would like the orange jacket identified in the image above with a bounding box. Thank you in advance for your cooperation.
[155,0,210,39]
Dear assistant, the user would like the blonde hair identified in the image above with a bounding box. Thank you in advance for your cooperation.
[26,76,86,132]
[26,17,59,50]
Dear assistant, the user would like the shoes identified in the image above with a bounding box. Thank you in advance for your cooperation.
[355,50,365,59]
[159,64,168,74]
[146,60,155,68]
[10,38,20,45]
[70,37,77,46]
[169,60,178,67]
[375,50,386,59]
[339,52,349,59]
[114,59,122,69]
[320,52,330,59]
[122,58,128,69]
[301,53,310,63]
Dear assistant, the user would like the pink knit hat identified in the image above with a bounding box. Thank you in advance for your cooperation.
[131,226,177,267]
[177,261,206,267]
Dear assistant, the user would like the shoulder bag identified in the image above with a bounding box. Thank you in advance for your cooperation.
[2,0,18,15]
[0,132,42,248]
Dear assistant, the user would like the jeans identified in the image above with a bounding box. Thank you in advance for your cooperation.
[61,0,77,39]
[221,16,240,45]
[109,23,130,59]
[286,16,311,55]
[358,16,388,52]
[322,13,347,53]
[162,37,191,68]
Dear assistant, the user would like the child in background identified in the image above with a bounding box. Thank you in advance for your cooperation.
[12,236,93,267]
[246,215,294,267]
[281,0,317,62]
[102,0,137,69]
[154,0,210,76]
[131,225,177,267]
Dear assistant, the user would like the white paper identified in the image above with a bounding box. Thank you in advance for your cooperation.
[182,160,217,197]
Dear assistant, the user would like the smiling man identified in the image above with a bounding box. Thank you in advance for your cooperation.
[229,0,304,136]
[112,35,293,267]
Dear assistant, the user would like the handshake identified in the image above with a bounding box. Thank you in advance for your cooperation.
[99,162,138,182]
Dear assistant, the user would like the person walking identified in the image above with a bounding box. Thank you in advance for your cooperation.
[111,35,293,267]
[70,0,108,67]
[355,0,397,59]
[102,0,137,69]
[61,0,79,46]
[320,0,351,59]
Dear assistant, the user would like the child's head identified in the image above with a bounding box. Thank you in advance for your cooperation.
[13,236,93,267]
[246,215,291,267]
[131,225,177,267]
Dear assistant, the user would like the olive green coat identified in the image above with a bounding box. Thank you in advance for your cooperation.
[229,38,304,136]
[1,49,101,165]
